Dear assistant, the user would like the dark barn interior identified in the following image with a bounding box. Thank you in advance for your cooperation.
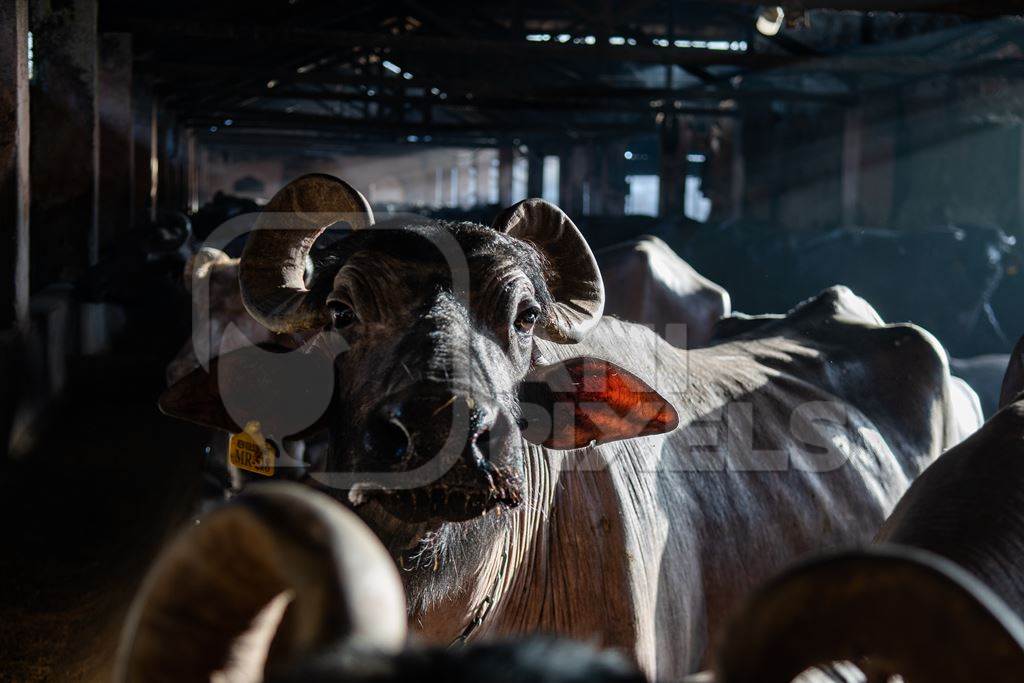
[7,1,1024,682]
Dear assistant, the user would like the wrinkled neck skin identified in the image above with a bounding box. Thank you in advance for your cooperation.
[354,438,557,643]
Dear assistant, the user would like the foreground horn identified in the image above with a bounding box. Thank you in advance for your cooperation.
[492,199,604,343]
[715,545,1024,683]
[240,174,373,333]
[114,482,406,683]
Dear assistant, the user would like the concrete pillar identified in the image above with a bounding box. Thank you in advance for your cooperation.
[29,0,99,287]
[141,93,158,223]
[729,119,745,222]
[527,149,544,199]
[740,103,781,225]
[841,106,863,227]
[186,130,199,213]
[659,114,692,218]
[157,109,174,213]
[98,32,133,243]
[558,145,589,218]
[497,145,514,207]
[0,0,31,330]
[131,84,151,225]
[706,119,743,223]
[597,142,627,216]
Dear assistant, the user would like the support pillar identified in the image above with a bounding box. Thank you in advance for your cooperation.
[186,129,199,213]
[131,83,154,225]
[147,97,157,222]
[706,119,744,223]
[597,141,627,216]
[0,0,30,330]
[157,108,175,213]
[497,145,514,207]
[841,106,863,227]
[526,148,544,199]
[658,114,690,218]
[99,32,133,243]
[29,0,98,288]
[558,145,589,218]
[729,119,745,221]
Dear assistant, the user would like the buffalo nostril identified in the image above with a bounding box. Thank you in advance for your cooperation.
[365,413,412,463]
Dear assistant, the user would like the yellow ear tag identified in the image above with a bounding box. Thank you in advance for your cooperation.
[228,421,276,477]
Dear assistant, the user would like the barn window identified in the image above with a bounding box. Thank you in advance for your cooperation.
[487,155,500,204]
[466,161,478,208]
[512,155,529,203]
[684,154,712,222]
[684,176,711,222]
[625,175,659,216]
[27,30,33,81]
[542,156,560,204]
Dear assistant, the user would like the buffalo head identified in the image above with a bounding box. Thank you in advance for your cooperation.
[161,174,677,525]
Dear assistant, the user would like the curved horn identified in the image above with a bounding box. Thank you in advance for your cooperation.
[183,246,234,293]
[114,482,405,683]
[240,174,373,333]
[715,545,1024,683]
[492,199,604,344]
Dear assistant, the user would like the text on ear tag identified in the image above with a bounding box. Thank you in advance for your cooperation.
[228,425,276,477]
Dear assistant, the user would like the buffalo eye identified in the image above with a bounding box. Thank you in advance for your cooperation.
[514,305,541,335]
[328,301,358,329]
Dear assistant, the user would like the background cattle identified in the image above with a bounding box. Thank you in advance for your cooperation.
[167,247,306,386]
[167,246,327,495]
[162,175,981,680]
[596,236,730,348]
[950,354,1012,418]
[680,221,1014,357]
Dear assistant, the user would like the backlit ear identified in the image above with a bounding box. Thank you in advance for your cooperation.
[519,357,678,449]
[159,341,335,440]
[159,354,245,434]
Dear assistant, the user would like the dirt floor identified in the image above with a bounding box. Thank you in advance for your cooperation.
[0,351,211,681]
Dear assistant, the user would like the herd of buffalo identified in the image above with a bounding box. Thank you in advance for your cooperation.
[14,173,1024,682]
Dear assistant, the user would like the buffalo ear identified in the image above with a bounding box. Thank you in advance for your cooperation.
[158,342,335,439]
[159,355,244,434]
[519,356,678,450]
[492,199,604,344]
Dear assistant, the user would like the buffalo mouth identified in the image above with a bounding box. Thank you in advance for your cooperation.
[363,472,523,523]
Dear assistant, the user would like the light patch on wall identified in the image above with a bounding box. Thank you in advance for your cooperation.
[685,176,712,222]
[542,156,560,205]
[488,156,500,204]
[626,175,659,217]
[512,156,529,203]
